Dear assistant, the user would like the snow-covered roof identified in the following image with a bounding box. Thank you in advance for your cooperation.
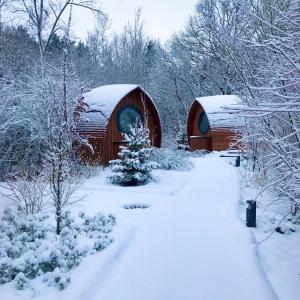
[76,112,107,133]
[83,84,141,117]
[195,95,244,128]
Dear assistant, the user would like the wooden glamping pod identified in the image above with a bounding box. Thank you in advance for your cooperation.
[187,95,242,151]
[76,84,161,164]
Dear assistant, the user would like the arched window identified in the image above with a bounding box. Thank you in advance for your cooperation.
[117,105,143,134]
[198,111,209,134]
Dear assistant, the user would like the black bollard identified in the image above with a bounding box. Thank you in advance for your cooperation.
[246,200,256,227]
[235,156,240,167]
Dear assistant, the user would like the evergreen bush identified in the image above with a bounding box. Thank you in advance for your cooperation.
[109,124,158,186]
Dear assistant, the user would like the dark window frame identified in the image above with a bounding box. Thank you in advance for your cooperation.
[116,105,144,134]
[198,111,210,135]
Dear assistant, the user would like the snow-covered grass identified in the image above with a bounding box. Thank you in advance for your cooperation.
[239,174,300,300]
[0,153,299,299]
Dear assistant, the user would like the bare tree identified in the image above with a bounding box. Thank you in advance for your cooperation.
[43,5,83,234]
[14,0,102,64]
[236,0,300,216]
[0,169,48,214]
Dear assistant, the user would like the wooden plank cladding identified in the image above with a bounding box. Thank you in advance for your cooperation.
[189,136,212,151]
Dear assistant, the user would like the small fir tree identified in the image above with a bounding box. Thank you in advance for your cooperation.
[176,123,190,150]
[109,123,157,186]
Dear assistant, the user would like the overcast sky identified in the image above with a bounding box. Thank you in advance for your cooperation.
[72,0,197,42]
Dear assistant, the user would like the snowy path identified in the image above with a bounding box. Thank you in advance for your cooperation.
[74,156,277,300]
[0,155,279,300]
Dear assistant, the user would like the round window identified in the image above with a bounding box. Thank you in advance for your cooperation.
[117,105,143,134]
[198,111,209,134]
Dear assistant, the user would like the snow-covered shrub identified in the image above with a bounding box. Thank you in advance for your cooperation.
[152,148,193,171]
[80,212,116,234]
[123,203,150,209]
[14,272,30,290]
[0,208,116,290]
[43,268,71,291]
[93,236,112,251]
[109,124,158,186]
[0,208,52,284]
[80,211,115,251]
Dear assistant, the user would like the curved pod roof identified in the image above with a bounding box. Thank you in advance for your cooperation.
[77,84,160,132]
[83,84,154,117]
[194,95,244,129]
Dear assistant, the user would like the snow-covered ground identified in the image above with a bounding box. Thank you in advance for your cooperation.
[240,182,300,300]
[0,154,299,299]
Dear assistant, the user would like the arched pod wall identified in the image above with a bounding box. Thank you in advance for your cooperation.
[76,84,161,164]
[187,95,243,151]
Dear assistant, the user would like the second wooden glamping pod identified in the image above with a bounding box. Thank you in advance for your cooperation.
[187,95,242,151]
[76,84,161,164]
